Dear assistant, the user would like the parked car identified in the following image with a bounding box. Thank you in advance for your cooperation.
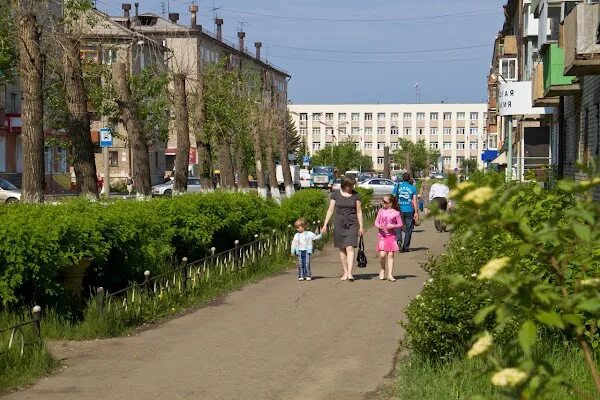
[311,166,335,189]
[330,179,342,192]
[357,172,376,183]
[0,178,21,203]
[152,177,202,197]
[358,178,396,196]
[299,169,312,189]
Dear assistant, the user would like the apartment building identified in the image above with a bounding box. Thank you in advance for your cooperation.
[288,104,487,173]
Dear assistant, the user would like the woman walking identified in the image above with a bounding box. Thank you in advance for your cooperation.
[322,177,364,281]
[374,195,403,282]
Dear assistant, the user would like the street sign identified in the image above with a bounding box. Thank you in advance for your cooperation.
[99,128,113,147]
[302,155,310,166]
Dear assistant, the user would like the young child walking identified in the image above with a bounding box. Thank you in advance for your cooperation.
[291,218,323,281]
[375,195,403,282]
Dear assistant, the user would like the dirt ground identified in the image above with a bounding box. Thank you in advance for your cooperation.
[3,222,448,400]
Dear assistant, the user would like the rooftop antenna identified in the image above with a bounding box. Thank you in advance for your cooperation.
[415,83,422,104]
[161,1,166,17]
[238,20,247,32]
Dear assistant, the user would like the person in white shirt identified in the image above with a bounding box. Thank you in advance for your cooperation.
[291,218,323,281]
[429,182,450,232]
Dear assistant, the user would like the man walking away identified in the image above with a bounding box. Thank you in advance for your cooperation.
[429,181,450,232]
[393,172,419,252]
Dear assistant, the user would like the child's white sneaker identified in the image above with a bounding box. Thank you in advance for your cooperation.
[299,277,305,281]
[305,277,312,281]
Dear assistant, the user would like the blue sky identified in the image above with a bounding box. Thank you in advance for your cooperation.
[98,0,506,104]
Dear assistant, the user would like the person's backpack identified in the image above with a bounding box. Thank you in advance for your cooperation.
[356,235,367,268]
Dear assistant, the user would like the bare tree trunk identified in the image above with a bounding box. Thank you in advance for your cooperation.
[172,74,190,194]
[191,65,212,189]
[217,137,236,189]
[277,110,295,198]
[235,140,249,191]
[264,111,281,203]
[251,114,267,198]
[63,37,97,199]
[18,11,45,203]
[112,62,151,197]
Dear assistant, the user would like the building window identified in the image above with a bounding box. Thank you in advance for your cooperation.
[354,142,360,150]
[417,112,425,121]
[364,127,372,135]
[443,142,452,150]
[351,127,360,135]
[364,113,372,121]
[430,128,438,135]
[470,112,479,120]
[338,113,347,121]
[403,112,412,121]
[443,128,452,135]
[325,128,333,136]
[377,127,385,135]
[470,128,479,135]
[339,127,347,136]
[377,142,385,150]
[325,113,334,121]
[377,157,385,165]
[403,128,411,135]
[443,112,452,120]
[312,143,321,151]
[417,128,424,135]
[9,93,17,113]
[430,112,438,120]
[391,127,399,135]
[457,128,465,135]
[443,156,452,165]
[391,142,399,150]
[391,113,399,121]
[430,142,439,150]
[365,143,373,150]
[109,151,119,167]
[499,58,517,81]
[469,142,478,150]
[312,113,321,121]
[456,156,465,166]
[313,128,321,135]
[299,128,307,136]
[456,142,465,150]
[377,113,386,121]
[488,134,498,150]
[352,113,360,121]
[300,113,308,121]
[457,112,465,120]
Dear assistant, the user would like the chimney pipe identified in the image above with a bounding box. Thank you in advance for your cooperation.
[122,3,131,18]
[255,42,262,60]
[168,13,179,23]
[237,31,246,52]
[215,18,223,41]
[190,4,199,29]
[134,2,139,17]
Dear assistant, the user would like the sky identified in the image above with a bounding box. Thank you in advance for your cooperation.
[97,0,507,104]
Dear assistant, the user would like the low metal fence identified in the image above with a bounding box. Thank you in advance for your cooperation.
[0,306,42,357]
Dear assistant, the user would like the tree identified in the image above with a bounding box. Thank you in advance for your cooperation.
[311,142,373,173]
[461,158,478,175]
[394,139,439,177]
[172,73,190,194]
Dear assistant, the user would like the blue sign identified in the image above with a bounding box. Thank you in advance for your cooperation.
[99,128,113,147]
[302,155,310,166]
[481,150,499,162]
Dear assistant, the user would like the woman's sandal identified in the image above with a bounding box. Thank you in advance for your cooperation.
[387,277,397,282]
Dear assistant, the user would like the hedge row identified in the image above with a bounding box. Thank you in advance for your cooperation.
[0,190,329,307]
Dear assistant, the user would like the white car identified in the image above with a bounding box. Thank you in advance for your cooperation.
[358,178,396,196]
[299,169,312,189]
[0,178,21,203]
[152,178,202,197]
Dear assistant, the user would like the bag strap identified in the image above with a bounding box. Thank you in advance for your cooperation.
[358,235,364,251]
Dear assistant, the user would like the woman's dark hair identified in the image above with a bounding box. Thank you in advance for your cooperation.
[402,172,411,182]
[340,176,356,191]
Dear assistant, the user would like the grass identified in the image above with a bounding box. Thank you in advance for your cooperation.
[383,343,599,400]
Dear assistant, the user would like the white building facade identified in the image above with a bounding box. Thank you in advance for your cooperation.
[289,104,488,172]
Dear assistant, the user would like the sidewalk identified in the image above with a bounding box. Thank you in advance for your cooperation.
[3,221,448,400]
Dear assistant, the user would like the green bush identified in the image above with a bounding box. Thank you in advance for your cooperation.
[0,190,327,307]
[355,187,373,206]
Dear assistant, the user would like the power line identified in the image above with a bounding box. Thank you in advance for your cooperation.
[264,43,490,55]
[218,7,499,23]
[267,54,489,65]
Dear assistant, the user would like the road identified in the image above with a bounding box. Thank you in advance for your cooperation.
[3,222,448,400]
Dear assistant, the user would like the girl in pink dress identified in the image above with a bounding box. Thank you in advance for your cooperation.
[375,195,403,282]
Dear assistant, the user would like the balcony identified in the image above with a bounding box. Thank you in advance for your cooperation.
[501,35,518,57]
[532,62,559,107]
[542,44,580,97]
[563,2,600,76]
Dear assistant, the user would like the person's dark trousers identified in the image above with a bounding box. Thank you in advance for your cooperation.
[431,197,448,232]
[396,211,415,252]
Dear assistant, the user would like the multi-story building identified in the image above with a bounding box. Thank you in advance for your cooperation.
[288,104,487,173]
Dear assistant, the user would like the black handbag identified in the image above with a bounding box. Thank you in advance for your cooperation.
[357,235,367,269]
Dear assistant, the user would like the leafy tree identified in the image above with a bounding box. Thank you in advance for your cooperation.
[311,142,373,173]
[461,158,479,175]
[394,139,440,177]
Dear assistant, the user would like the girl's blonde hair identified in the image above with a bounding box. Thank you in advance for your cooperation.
[294,218,308,228]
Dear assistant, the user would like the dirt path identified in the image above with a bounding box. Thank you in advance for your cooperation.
[4,222,448,400]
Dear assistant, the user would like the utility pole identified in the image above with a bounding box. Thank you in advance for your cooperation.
[506,116,513,181]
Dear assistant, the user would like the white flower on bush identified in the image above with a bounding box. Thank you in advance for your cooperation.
[463,187,494,205]
[581,278,600,287]
[467,333,493,358]
[428,278,434,283]
[478,257,511,280]
[471,273,477,278]
[491,368,528,388]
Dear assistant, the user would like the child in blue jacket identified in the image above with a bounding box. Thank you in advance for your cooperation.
[291,218,323,281]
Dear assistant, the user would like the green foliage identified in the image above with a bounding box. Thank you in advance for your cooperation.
[0,342,54,393]
[0,0,15,84]
[394,139,439,176]
[129,67,170,143]
[461,158,479,175]
[355,187,374,207]
[278,189,329,227]
[311,142,373,173]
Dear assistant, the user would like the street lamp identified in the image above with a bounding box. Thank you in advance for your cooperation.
[319,120,349,162]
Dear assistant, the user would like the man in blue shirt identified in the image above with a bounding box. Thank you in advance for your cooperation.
[392,172,419,252]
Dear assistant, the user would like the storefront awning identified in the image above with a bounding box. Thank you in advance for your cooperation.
[491,152,507,165]
[481,150,499,162]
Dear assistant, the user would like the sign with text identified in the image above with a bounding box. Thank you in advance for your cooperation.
[498,81,553,116]
[99,128,113,147]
